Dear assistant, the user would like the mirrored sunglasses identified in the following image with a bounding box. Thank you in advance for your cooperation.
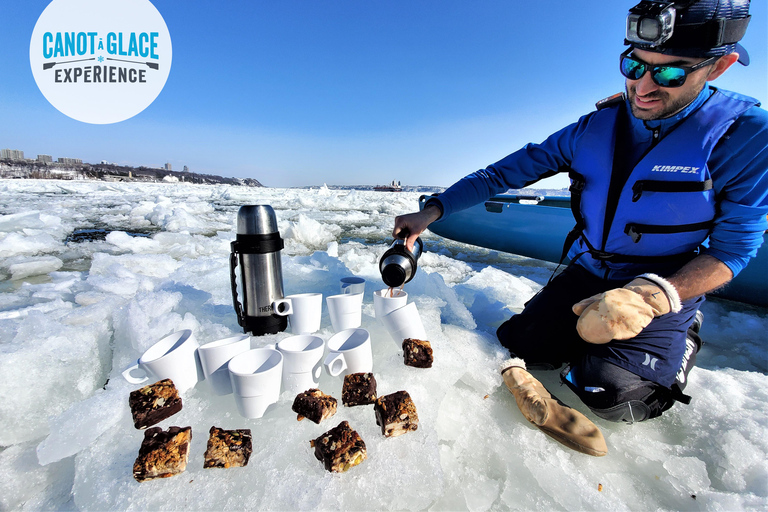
[619,49,718,88]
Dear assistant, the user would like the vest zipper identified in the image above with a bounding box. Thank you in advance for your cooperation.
[598,120,661,278]
[650,125,660,146]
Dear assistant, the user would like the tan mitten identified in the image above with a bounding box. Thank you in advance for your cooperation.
[500,358,607,457]
[572,274,681,344]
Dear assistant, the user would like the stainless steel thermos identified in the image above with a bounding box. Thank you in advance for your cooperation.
[379,230,424,288]
[229,205,288,335]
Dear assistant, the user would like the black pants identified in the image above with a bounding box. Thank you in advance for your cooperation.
[496,263,701,423]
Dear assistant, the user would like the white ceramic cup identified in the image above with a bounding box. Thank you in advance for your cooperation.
[233,393,279,419]
[324,328,373,377]
[381,302,427,345]
[272,293,323,334]
[326,293,363,332]
[340,276,366,295]
[275,335,325,394]
[227,348,284,399]
[197,334,252,395]
[122,330,203,392]
[281,372,320,396]
[374,288,408,320]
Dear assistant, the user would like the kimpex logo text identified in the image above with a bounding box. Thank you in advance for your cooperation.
[651,165,700,174]
[30,0,172,124]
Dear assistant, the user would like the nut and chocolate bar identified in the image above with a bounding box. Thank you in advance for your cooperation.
[133,426,192,482]
[402,338,433,368]
[203,426,253,469]
[374,391,419,437]
[310,420,367,473]
[292,389,338,424]
[341,372,377,407]
[129,379,183,430]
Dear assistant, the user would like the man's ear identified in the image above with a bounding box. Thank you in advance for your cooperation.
[706,53,740,81]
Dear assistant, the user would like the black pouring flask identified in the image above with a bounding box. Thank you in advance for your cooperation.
[229,205,288,335]
[379,229,424,288]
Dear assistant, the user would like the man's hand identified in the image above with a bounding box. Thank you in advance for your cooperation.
[393,203,442,251]
[572,274,682,344]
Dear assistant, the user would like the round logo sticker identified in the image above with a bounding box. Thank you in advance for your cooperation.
[30,0,172,124]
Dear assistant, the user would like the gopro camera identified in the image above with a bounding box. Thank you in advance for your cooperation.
[626,1,677,47]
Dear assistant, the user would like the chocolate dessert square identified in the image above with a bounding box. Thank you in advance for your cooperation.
[203,426,253,469]
[129,379,183,430]
[310,420,367,473]
[292,389,338,424]
[402,338,433,368]
[374,391,419,437]
[133,426,192,482]
[341,372,377,407]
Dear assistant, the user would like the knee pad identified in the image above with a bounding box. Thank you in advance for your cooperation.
[561,362,677,423]
[586,388,676,423]
[589,400,652,423]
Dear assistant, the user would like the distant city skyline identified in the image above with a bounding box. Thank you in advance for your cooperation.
[2,1,766,189]
[1,145,167,169]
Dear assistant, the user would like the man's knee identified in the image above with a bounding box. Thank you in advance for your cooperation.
[496,312,583,369]
[496,263,607,366]
[497,318,564,369]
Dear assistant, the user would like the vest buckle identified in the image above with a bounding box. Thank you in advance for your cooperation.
[588,248,616,261]
[569,179,585,193]
[632,182,643,202]
[625,224,642,243]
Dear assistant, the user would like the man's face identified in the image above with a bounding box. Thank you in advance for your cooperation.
[625,48,716,120]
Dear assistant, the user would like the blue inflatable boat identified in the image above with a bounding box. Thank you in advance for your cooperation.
[420,194,767,307]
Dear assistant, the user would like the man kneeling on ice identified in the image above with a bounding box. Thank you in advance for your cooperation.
[394,0,767,456]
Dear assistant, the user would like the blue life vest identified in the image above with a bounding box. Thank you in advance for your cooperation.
[566,89,758,386]
[567,89,758,280]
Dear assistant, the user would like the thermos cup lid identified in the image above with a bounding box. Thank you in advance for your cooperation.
[237,205,279,235]
[381,261,408,288]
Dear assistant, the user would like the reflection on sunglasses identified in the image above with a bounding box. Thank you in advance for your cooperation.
[619,49,718,88]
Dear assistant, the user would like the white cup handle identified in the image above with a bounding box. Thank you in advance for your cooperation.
[323,352,347,377]
[272,299,293,316]
[122,361,149,385]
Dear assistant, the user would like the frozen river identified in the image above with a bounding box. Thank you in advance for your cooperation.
[0,179,766,511]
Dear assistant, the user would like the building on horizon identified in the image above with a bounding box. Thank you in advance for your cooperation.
[37,154,53,163]
[164,163,172,171]
[1,149,25,160]
[57,157,82,165]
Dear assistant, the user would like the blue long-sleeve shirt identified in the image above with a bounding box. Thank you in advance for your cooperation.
[430,86,768,277]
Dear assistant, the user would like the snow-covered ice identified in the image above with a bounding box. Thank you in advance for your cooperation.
[0,179,766,511]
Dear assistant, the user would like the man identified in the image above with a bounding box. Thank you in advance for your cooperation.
[394,0,767,456]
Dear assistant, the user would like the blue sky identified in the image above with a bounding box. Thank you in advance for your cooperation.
[1,1,766,188]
